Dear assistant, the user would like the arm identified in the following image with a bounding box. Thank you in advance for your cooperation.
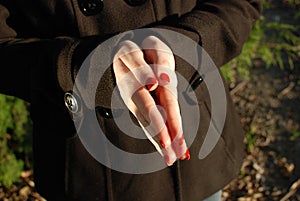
[153,0,262,67]
[0,4,108,108]
[0,0,262,106]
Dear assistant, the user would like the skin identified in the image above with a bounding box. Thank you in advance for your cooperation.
[113,36,189,166]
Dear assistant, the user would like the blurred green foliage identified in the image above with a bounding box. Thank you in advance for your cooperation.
[290,130,300,141]
[222,0,300,158]
[221,0,300,83]
[0,95,32,188]
[245,128,257,153]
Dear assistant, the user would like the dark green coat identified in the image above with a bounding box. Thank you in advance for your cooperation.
[0,0,261,200]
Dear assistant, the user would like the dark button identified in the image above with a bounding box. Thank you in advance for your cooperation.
[125,0,147,6]
[190,76,204,92]
[79,0,103,16]
[96,107,124,119]
[64,92,79,113]
[96,107,113,118]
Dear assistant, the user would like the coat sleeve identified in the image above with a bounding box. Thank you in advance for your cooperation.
[0,4,111,109]
[0,0,262,110]
[153,0,262,67]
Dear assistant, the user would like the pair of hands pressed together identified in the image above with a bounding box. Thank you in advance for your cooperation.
[113,36,190,166]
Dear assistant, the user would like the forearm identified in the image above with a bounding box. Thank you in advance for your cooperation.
[0,4,107,108]
[0,37,73,103]
[153,0,262,67]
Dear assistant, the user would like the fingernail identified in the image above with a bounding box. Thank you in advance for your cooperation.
[185,150,191,160]
[146,77,158,91]
[160,73,170,84]
[160,140,166,148]
[180,149,190,161]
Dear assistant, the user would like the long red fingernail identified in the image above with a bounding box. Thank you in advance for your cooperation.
[146,77,158,91]
[160,73,170,84]
[185,150,191,160]
[180,149,190,161]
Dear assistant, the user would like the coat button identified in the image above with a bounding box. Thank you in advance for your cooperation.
[64,92,79,113]
[96,107,113,118]
[125,0,147,6]
[96,107,124,119]
[79,0,103,16]
[190,76,204,91]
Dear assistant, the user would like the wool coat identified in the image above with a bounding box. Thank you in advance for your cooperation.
[0,0,261,200]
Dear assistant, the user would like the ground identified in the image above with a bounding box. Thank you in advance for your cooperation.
[223,64,300,201]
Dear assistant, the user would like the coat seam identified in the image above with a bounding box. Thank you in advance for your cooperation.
[56,38,79,94]
[175,162,183,201]
[149,0,158,22]
[70,0,86,36]
[100,118,114,201]
[202,101,237,164]
[69,0,80,33]
[106,167,114,201]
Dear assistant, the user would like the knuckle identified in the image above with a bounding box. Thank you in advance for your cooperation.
[115,40,142,60]
[143,36,172,52]
[120,40,136,47]
[119,48,144,63]
[120,40,139,52]
[163,138,172,148]
[158,59,171,67]
[130,50,144,59]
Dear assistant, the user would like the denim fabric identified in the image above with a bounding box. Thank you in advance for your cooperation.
[202,190,222,201]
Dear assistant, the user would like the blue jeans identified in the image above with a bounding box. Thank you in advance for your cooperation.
[202,190,222,201]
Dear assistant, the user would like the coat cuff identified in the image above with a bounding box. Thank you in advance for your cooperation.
[57,33,134,113]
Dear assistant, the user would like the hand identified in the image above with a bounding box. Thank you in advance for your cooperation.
[113,36,190,166]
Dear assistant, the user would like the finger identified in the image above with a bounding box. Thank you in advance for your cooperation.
[141,36,175,85]
[131,87,177,166]
[137,110,177,166]
[113,56,130,79]
[113,58,142,109]
[142,36,189,160]
[114,39,182,164]
[113,59,177,165]
[141,36,174,65]
[156,85,189,160]
[115,40,158,91]
[113,59,165,142]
